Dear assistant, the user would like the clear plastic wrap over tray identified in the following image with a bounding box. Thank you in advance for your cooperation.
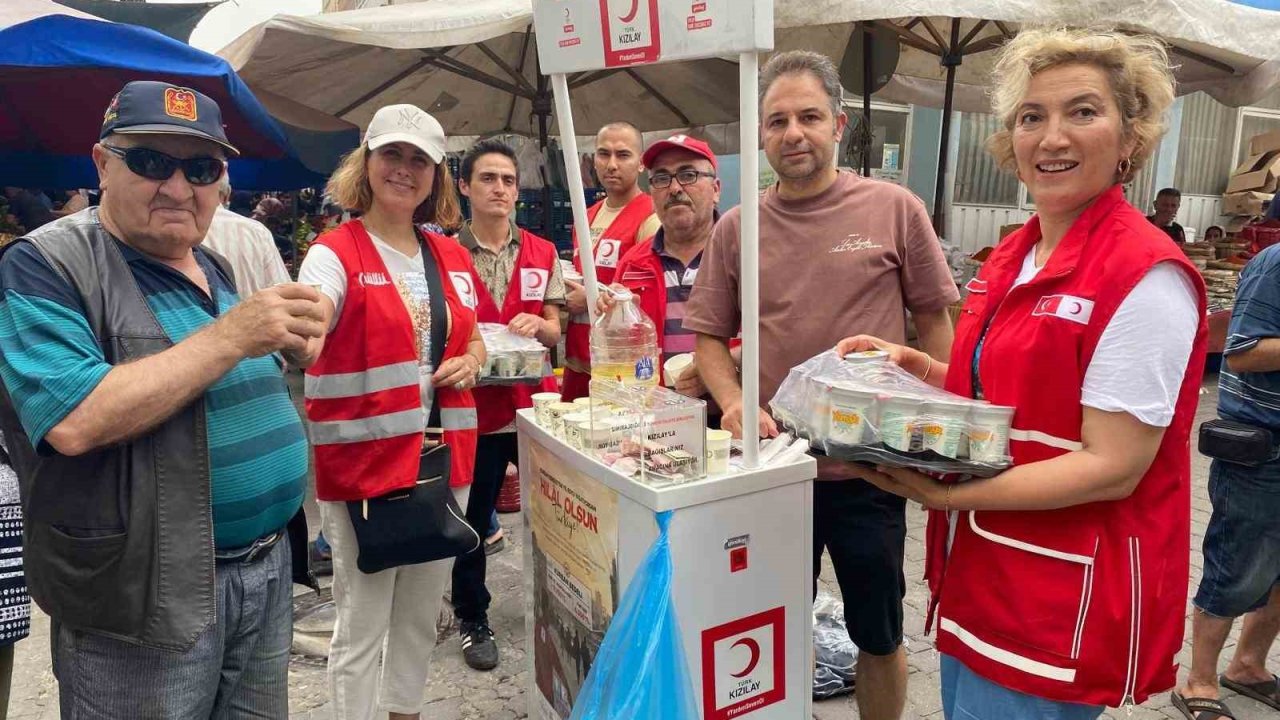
[770,351,1014,477]
[476,323,551,385]
[546,379,708,486]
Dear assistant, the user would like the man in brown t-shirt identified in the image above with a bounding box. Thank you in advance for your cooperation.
[684,50,958,720]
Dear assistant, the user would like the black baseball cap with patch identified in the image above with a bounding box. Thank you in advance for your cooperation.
[100,80,239,156]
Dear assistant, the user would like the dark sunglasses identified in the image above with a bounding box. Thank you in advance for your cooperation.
[102,145,225,186]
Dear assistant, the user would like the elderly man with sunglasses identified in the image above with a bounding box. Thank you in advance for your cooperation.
[0,81,324,719]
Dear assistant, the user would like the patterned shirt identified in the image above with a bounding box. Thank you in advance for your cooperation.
[458,220,566,308]
[651,228,704,358]
[0,238,307,549]
[1220,243,1280,431]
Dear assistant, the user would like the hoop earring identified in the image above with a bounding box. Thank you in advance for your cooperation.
[1117,157,1132,178]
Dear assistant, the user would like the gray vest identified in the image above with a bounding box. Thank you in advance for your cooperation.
[0,210,229,651]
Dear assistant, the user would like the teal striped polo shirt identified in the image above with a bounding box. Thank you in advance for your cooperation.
[0,237,306,549]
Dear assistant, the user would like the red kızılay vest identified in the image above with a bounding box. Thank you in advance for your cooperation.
[928,186,1208,708]
[562,193,656,400]
[468,228,559,433]
[304,220,479,501]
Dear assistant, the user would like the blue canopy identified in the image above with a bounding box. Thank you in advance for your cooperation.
[0,13,358,190]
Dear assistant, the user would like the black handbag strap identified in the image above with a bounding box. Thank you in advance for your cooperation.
[416,228,450,430]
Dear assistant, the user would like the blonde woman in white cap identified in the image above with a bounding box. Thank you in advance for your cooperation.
[294,104,486,720]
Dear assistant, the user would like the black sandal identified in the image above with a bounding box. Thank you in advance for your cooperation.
[1220,673,1280,711]
[1171,691,1237,720]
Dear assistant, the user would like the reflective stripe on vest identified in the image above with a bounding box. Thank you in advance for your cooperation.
[430,407,478,432]
[1009,427,1084,452]
[304,361,419,399]
[309,408,424,445]
[939,617,1077,684]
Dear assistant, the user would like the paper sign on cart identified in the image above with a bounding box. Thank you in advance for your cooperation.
[532,0,772,74]
[701,607,786,719]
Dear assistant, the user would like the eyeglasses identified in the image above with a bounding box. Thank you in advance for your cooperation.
[649,170,716,189]
[101,145,225,186]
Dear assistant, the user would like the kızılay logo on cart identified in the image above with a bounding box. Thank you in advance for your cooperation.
[701,607,786,719]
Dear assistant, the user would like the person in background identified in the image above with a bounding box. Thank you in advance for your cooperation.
[201,174,291,297]
[296,103,485,720]
[323,202,344,229]
[0,80,320,718]
[1148,187,1186,243]
[453,138,564,671]
[229,190,255,217]
[1204,225,1225,243]
[52,190,89,218]
[1,188,54,234]
[1265,193,1280,222]
[561,121,661,400]
[685,50,959,720]
[1174,240,1280,719]
[251,196,296,265]
[841,29,1206,720]
[0,430,28,719]
[598,134,727,415]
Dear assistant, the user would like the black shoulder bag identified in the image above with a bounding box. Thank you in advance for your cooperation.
[345,230,481,574]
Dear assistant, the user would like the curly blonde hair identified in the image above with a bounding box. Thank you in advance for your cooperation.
[986,28,1176,184]
[326,146,462,232]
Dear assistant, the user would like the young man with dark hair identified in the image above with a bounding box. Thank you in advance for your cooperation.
[453,138,565,671]
[1149,187,1186,243]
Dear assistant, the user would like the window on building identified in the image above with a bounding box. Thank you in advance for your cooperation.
[838,103,912,185]
[952,112,1020,206]
[1174,92,1239,196]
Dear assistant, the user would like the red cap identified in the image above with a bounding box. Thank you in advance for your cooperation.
[642,134,718,171]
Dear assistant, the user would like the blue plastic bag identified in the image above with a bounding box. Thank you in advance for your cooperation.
[569,510,699,719]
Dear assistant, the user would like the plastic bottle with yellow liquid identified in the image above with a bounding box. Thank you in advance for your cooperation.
[589,288,659,389]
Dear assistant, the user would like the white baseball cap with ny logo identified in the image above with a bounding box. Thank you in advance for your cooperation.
[365,104,446,163]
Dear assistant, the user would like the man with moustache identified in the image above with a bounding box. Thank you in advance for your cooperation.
[684,51,959,720]
[562,122,661,400]
[0,81,322,718]
[600,134,723,403]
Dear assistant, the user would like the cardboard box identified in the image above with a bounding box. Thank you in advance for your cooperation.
[1226,216,1251,233]
[1221,191,1273,216]
[1226,151,1280,194]
[998,223,1023,241]
[1250,129,1280,156]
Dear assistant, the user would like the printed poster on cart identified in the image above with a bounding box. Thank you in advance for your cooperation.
[528,440,620,720]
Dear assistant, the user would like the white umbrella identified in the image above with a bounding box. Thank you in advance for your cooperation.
[771,0,1280,233]
[218,0,740,140]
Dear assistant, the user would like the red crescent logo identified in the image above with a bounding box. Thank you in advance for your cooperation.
[526,270,545,289]
[730,638,760,678]
[619,0,639,22]
[454,273,473,295]
[1069,301,1082,315]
